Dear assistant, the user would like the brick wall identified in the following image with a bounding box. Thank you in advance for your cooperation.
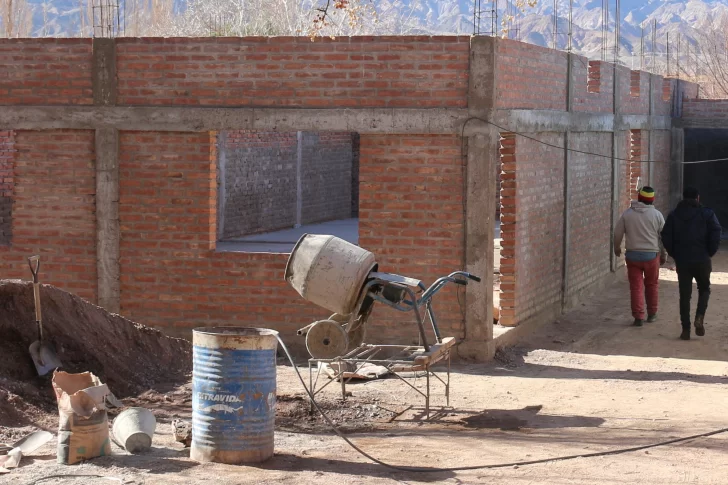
[0,130,97,300]
[115,37,469,108]
[300,131,353,225]
[358,134,464,342]
[116,131,464,349]
[496,40,568,111]
[219,130,353,239]
[683,99,728,119]
[572,59,613,113]
[653,78,674,117]
[652,131,671,216]
[352,133,360,217]
[0,130,13,245]
[499,132,565,326]
[620,68,650,115]
[566,132,612,298]
[119,131,327,348]
[628,130,643,205]
[499,133,517,324]
[0,39,93,105]
[221,131,298,238]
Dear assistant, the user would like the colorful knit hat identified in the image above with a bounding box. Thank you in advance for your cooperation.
[638,186,655,204]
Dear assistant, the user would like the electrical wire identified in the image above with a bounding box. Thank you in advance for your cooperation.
[463,116,728,166]
[275,335,728,474]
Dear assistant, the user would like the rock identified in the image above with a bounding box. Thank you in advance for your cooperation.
[172,419,192,447]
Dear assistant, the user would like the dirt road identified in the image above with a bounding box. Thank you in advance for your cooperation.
[4,253,728,484]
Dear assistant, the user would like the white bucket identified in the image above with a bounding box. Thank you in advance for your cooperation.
[112,407,156,453]
[285,234,376,315]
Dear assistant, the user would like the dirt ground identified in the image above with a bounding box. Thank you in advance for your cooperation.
[3,252,728,484]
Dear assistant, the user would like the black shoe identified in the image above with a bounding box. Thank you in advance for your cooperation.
[695,314,705,337]
[680,328,691,340]
[647,314,658,323]
[633,318,644,327]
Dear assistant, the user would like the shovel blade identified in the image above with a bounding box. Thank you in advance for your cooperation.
[29,341,62,376]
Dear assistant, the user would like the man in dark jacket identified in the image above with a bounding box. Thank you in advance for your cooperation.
[661,186,722,340]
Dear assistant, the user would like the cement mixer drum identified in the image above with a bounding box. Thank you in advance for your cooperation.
[285,234,376,315]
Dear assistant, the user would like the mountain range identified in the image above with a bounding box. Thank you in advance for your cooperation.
[12,0,728,66]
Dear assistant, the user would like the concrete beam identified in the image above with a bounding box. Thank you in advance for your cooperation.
[463,111,672,135]
[0,106,468,134]
[95,127,120,313]
[92,38,117,106]
[0,105,674,136]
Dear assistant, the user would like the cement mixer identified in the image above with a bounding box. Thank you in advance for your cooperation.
[285,234,481,359]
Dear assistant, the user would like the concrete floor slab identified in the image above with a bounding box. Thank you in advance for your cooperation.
[218,218,359,254]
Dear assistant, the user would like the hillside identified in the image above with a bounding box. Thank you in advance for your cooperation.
[4,0,728,66]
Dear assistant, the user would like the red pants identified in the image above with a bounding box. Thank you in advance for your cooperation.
[626,256,660,320]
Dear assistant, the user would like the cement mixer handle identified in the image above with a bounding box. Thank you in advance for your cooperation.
[464,273,481,283]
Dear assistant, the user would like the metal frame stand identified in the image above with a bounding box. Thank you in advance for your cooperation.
[307,342,453,419]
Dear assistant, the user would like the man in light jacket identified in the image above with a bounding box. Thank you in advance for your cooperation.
[661,186,722,340]
[614,186,666,327]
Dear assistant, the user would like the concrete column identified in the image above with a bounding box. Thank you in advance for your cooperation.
[561,54,574,308]
[93,38,120,312]
[460,132,498,361]
[458,36,498,361]
[96,127,120,313]
[670,128,685,210]
[92,38,117,106]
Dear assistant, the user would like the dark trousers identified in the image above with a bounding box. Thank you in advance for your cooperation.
[676,260,712,328]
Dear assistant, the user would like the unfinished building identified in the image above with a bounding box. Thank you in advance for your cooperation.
[0,36,703,359]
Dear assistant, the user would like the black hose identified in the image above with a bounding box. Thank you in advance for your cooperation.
[276,335,728,473]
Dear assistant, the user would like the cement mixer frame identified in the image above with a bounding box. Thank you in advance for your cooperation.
[302,270,481,418]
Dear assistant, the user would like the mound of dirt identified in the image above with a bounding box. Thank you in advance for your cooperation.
[0,279,191,431]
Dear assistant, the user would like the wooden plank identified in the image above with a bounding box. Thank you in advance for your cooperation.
[413,337,456,366]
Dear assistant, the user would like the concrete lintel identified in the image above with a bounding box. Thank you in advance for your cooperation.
[95,127,120,313]
[459,128,498,362]
[0,106,468,134]
[92,38,117,106]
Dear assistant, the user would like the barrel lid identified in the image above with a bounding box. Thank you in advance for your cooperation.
[193,327,280,337]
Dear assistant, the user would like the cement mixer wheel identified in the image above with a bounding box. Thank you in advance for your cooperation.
[306,320,349,359]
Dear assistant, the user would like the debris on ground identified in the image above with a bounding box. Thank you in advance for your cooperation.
[0,279,191,440]
[275,394,406,433]
[172,419,192,447]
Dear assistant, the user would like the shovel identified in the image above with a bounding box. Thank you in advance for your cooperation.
[27,256,62,376]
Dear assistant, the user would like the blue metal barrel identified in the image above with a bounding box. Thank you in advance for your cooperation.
[190,327,278,464]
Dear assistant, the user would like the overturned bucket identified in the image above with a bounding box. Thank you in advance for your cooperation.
[191,327,278,465]
[112,407,156,453]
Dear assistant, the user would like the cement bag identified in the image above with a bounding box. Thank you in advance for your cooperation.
[52,371,116,465]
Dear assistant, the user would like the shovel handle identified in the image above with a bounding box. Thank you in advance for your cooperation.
[28,256,40,284]
[28,256,42,335]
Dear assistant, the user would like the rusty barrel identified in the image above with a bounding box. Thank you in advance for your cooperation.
[191,327,278,464]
